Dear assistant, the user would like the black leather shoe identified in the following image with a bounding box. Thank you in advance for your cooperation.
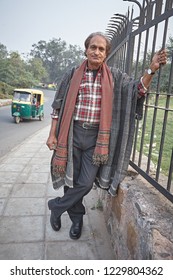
[50,210,61,231]
[48,198,61,231]
[69,221,83,239]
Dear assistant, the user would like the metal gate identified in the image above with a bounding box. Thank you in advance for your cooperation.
[106,0,173,203]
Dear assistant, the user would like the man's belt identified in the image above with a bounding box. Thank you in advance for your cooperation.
[75,121,99,129]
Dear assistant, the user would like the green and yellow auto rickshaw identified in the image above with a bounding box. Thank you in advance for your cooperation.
[11,88,44,124]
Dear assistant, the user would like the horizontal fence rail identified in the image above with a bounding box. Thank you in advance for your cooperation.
[106,0,173,203]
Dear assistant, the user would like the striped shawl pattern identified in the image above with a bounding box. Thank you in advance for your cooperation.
[50,66,144,196]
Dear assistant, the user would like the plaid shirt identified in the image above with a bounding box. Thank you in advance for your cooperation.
[51,68,147,120]
[73,67,102,123]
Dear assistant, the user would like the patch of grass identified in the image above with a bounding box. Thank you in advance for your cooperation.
[136,95,173,176]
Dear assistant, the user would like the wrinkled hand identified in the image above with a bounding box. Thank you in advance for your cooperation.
[46,135,57,150]
[151,49,167,72]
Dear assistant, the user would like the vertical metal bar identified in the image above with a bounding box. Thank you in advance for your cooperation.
[155,14,169,180]
[134,34,142,78]
[146,0,162,173]
[154,0,163,17]
[165,0,173,10]
[141,1,153,72]
[156,48,173,181]
[132,119,139,161]
[146,1,169,177]
[125,21,134,74]
[122,45,126,70]
[139,0,146,27]
[138,1,154,167]
[138,93,149,167]
[146,92,159,175]
[121,46,124,71]
[167,148,173,192]
[156,96,170,181]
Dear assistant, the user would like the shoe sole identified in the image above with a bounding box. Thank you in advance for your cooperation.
[69,222,83,239]
[69,232,82,239]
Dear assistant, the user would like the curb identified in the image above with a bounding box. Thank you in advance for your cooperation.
[0,99,12,107]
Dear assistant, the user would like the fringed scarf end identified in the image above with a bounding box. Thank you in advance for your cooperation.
[92,154,109,166]
[52,165,66,177]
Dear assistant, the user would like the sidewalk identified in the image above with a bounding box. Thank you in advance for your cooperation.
[0,125,115,260]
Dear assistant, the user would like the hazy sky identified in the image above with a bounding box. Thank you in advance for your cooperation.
[0,0,136,55]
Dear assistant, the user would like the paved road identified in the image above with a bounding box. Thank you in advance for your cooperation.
[0,89,55,158]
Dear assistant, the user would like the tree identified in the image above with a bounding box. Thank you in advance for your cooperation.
[0,44,9,83]
[0,43,8,59]
[6,52,35,87]
[0,47,49,88]
[0,51,35,87]
[27,57,48,82]
[30,38,84,84]
[0,38,84,90]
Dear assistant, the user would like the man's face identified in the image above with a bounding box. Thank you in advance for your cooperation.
[85,35,107,69]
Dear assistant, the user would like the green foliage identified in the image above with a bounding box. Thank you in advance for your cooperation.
[0,35,172,98]
[30,38,84,83]
[0,46,49,95]
[27,57,48,82]
[0,39,84,98]
[0,43,8,59]
[0,50,34,88]
[0,81,14,98]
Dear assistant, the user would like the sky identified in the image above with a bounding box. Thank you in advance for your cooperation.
[0,0,136,55]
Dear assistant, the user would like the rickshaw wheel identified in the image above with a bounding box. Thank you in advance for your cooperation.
[39,114,44,121]
[14,116,20,124]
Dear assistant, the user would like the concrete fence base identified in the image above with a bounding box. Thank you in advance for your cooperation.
[97,170,173,260]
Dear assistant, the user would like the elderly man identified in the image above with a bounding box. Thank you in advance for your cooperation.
[46,32,167,239]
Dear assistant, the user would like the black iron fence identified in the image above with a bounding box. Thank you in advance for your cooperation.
[106,0,173,203]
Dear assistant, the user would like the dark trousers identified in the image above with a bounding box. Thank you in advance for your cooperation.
[50,122,99,223]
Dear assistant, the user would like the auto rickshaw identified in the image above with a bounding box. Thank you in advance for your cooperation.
[11,88,44,124]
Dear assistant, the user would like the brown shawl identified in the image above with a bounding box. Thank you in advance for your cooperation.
[52,59,113,176]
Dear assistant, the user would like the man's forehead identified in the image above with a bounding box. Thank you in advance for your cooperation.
[89,36,107,46]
